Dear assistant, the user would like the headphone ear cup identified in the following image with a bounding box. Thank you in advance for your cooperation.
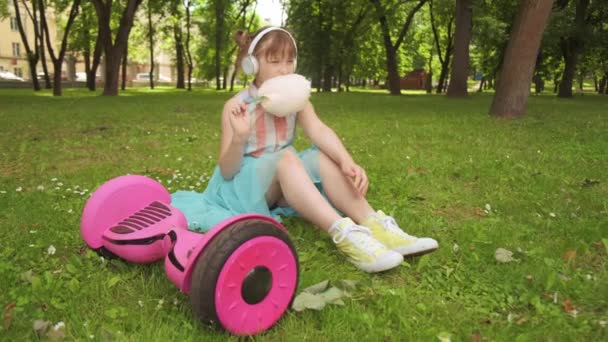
[241,55,258,76]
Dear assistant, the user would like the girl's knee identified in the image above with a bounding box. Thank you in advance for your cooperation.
[278,150,300,169]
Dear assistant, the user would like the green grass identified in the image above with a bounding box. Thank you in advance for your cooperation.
[0,87,607,341]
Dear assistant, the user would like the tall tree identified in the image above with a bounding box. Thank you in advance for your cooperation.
[69,1,103,91]
[429,0,454,93]
[185,0,194,91]
[11,0,42,90]
[557,0,591,98]
[489,0,555,118]
[40,0,81,96]
[446,0,472,97]
[370,0,428,95]
[91,0,143,96]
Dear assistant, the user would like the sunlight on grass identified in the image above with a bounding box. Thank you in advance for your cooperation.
[0,89,606,340]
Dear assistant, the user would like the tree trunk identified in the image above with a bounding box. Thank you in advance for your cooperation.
[148,3,155,89]
[222,67,228,89]
[40,0,81,96]
[558,38,578,98]
[489,0,555,118]
[593,76,598,91]
[215,0,225,90]
[447,0,472,97]
[371,0,427,95]
[52,62,62,96]
[557,0,590,98]
[12,0,41,90]
[87,33,102,91]
[185,0,193,91]
[477,77,484,92]
[92,0,143,96]
[174,23,185,89]
[437,49,451,93]
[599,76,606,94]
[121,43,128,91]
[322,65,334,92]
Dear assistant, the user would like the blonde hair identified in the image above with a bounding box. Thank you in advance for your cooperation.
[234,27,297,68]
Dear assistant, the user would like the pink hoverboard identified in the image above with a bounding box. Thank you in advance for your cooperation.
[81,175,299,336]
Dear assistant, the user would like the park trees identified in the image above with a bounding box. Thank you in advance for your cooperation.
[489,0,555,118]
[91,0,143,96]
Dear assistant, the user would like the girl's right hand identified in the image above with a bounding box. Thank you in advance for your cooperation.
[228,101,251,141]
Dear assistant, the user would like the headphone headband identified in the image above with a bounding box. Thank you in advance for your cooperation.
[247,27,298,56]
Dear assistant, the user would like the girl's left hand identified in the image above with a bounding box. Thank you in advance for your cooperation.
[340,161,368,196]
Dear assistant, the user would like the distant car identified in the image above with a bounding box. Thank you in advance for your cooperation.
[134,73,171,83]
[135,73,151,82]
[0,71,25,82]
[75,72,87,82]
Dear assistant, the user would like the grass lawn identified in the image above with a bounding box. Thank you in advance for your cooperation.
[0,87,606,341]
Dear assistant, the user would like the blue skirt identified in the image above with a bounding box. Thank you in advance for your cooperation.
[171,146,323,232]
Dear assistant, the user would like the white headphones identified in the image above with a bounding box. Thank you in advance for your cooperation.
[241,27,298,76]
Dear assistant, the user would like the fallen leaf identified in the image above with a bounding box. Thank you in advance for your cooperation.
[563,250,577,262]
[337,279,358,293]
[562,299,576,314]
[320,287,344,305]
[3,303,15,330]
[21,270,34,283]
[495,248,514,263]
[470,332,483,342]
[437,331,452,342]
[302,280,330,295]
[292,292,326,312]
[516,316,528,325]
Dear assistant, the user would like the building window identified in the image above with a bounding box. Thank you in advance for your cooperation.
[14,68,23,77]
[10,17,19,31]
[12,43,21,57]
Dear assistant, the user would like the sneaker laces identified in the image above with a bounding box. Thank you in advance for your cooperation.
[332,224,385,255]
[378,215,415,239]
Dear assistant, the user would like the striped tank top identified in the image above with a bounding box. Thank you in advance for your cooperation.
[239,84,298,158]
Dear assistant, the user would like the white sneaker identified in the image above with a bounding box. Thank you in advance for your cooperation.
[362,211,439,257]
[329,217,403,273]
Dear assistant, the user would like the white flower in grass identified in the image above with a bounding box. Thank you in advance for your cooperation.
[599,320,607,328]
[30,230,37,234]
[138,300,144,308]
[406,155,410,160]
[29,244,35,247]
[16,187,22,192]
[0,190,6,194]
[549,212,556,218]
[177,157,182,161]
[452,243,460,253]
[156,299,164,310]
[90,335,95,339]
[188,186,194,189]
[68,209,73,214]
[57,182,63,186]
[164,154,169,158]
[47,245,56,255]
[51,178,58,182]
[196,182,201,187]
[36,185,45,191]
[173,298,179,306]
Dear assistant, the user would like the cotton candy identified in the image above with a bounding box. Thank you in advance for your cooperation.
[256,74,311,117]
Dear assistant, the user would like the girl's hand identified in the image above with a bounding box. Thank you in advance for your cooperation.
[228,101,251,141]
[340,160,369,196]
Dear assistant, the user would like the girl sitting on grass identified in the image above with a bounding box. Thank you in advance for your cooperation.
[171,26,438,273]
